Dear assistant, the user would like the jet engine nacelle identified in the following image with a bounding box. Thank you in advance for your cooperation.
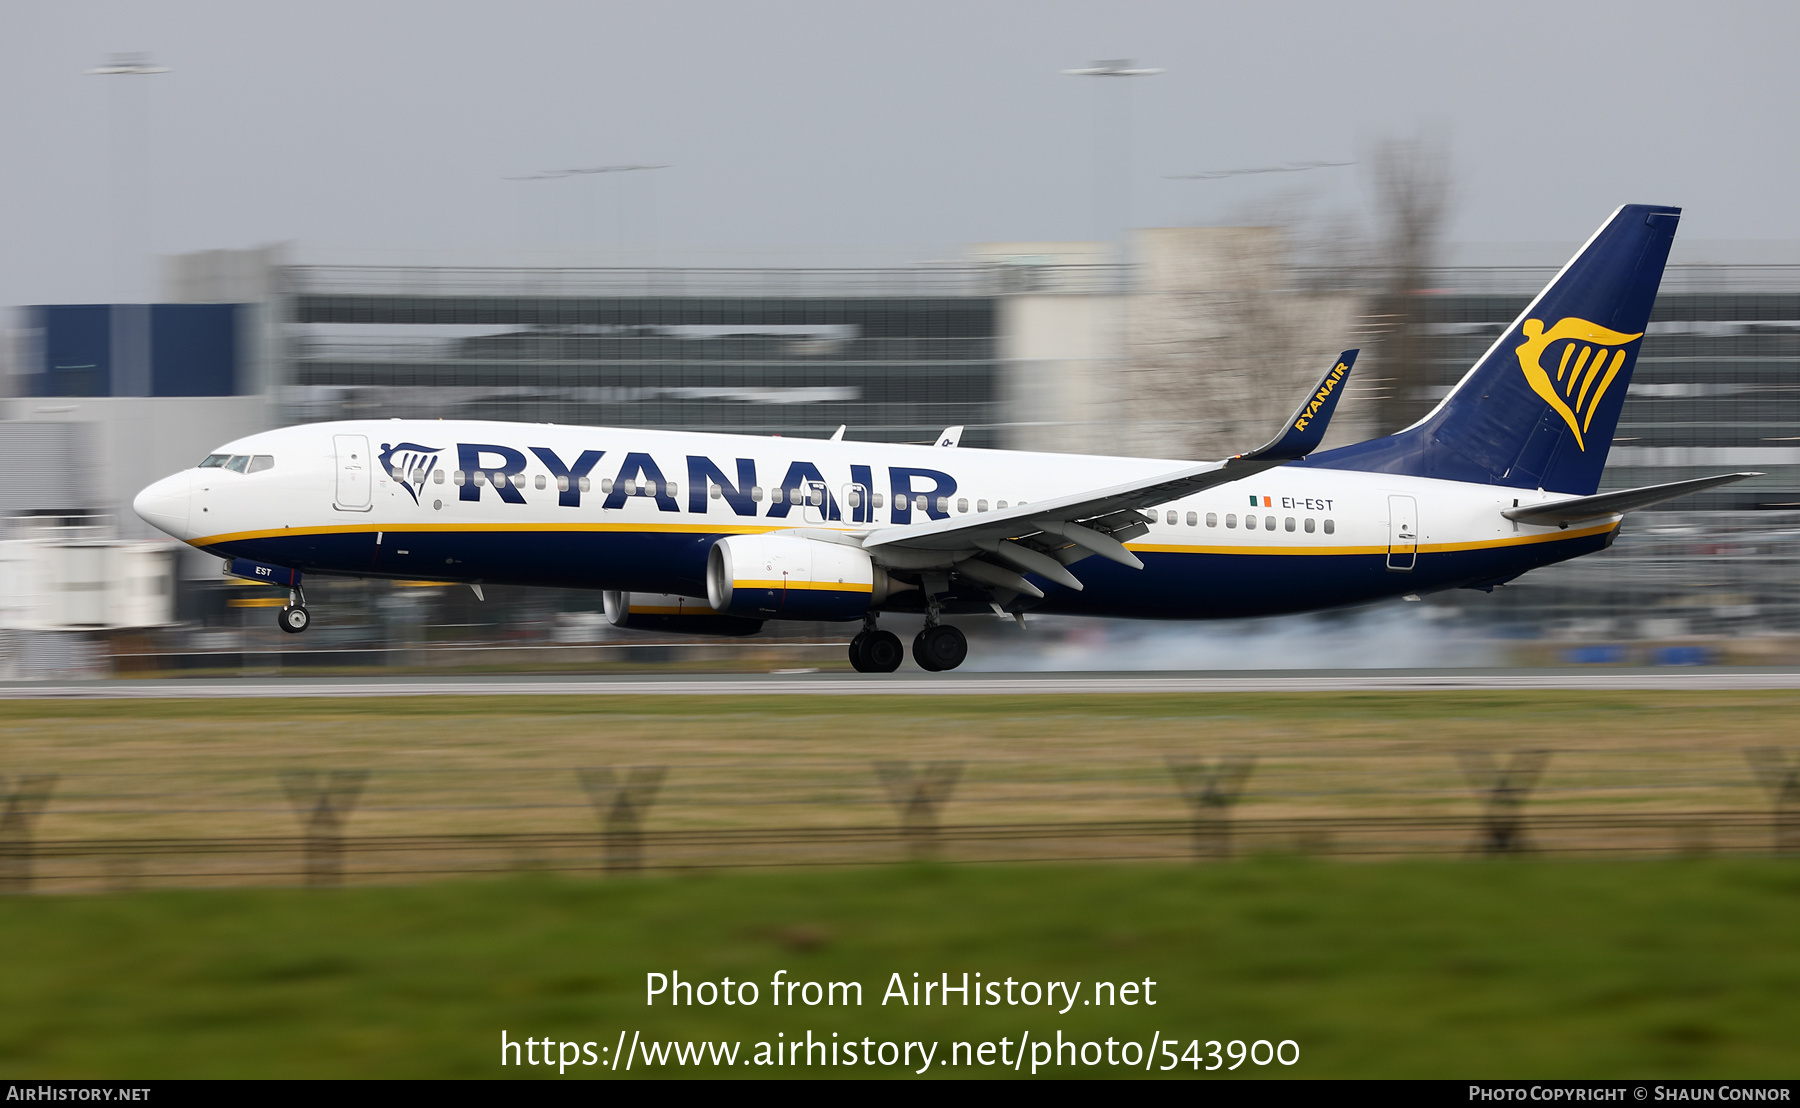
[706,534,892,622]
[602,591,765,636]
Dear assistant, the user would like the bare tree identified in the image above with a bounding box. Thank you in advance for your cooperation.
[1364,128,1454,435]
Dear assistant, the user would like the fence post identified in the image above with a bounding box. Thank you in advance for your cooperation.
[873,761,963,859]
[0,774,58,894]
[1167,757,1255,859]
[279,770,369,887]
[1746,748,1800,856]
[1457,751,1550,855]
[577,767,667,874]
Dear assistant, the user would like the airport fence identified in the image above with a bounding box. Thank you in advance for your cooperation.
[2,747,1796,893]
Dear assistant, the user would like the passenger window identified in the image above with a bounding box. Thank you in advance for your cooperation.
[871,492,884,508]
[751,486,764,502]
[1285,517,1295,532]
[1323,519,1335,534]
[997,500,1008,510]
[667,481,678,498]
[433,470,445,484]
[977,499,988,512]
[1245,514,1257,530]
[247,455,274,474]
[1161,510,1172,525]
[1304,518,1315,533]
[224,455,250,473]
[600,478,613,494]
[813,489,828,508]
[534,474,546,490]
[453,470,466,486]
[644,480,659,497]
[199,453,229,468]
[1225,514,1237,528]
[557,475,570,492]
[711,484,723,500]
[1186,511,1197,527]
[771,487,784,504]
[931,496,944,513]
[1265,515,1276,530]
[578,477,591,492]
[1206,512,1217,528]
[957,497,968,513]
[472,472,488,487]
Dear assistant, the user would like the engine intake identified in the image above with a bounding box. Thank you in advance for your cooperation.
[706,534,891,622]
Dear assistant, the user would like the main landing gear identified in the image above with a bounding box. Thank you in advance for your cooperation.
[849,608,969,673]
[848,615,904,673]
[278,586,310,635]
[912,595,967,672]
[912,624,967,672]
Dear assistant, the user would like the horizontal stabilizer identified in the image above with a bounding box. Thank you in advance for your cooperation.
[1501,472,1759,526]
[1240,351,1358,461]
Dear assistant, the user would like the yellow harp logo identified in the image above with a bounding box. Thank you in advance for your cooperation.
[1514,317,1643,451]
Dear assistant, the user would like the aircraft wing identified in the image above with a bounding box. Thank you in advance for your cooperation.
[860,351,1356,589]
[1500,472,1759,526]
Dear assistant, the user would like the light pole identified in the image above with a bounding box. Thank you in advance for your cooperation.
[88,53,169,303]
[1062,59,1162,264]
[505,165,669,256]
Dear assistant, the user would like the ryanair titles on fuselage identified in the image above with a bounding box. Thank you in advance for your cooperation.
[393,438,970,524]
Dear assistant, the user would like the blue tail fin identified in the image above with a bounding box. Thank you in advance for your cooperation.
[1303,203,1680,495]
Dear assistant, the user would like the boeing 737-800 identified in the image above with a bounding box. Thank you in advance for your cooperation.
[132,204,1753,673]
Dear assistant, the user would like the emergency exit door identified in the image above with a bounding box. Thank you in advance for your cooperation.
[334,434,372,511]
[1386,494,1418,571]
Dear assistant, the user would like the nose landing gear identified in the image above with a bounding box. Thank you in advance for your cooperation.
[278,586,310,635]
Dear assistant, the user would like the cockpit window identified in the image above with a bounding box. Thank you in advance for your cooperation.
[246,455,275,474]
[199,454,230,468]
[224,455,250,473]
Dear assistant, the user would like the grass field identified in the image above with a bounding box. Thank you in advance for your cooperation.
[2,859,1798,1078]
[2,691,1797,1078]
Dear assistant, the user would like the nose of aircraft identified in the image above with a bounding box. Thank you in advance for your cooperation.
[133,471,193,540]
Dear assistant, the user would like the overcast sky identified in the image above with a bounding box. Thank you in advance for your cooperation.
[2,0,1796,305]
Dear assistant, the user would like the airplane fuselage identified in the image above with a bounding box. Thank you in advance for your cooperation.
[135,418,1616,620]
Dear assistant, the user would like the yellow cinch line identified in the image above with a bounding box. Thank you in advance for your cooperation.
[195,518,1619,560]
[1128,520,1618,557]
[736,579,874,593]
[191,520,826,547]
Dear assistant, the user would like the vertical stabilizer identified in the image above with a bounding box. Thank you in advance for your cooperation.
[1304,204,1680,494]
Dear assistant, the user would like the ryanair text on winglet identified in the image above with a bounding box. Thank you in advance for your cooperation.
[1292,360,1350,433]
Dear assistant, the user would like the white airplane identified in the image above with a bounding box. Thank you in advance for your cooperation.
[133,204,1752,673]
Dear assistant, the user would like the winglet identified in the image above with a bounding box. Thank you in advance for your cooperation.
[1240,350,1358,461]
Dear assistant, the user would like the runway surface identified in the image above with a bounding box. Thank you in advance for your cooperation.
[4,668,1800,698]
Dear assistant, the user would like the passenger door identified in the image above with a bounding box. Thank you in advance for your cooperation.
[1387,494,1418,571]
[334,434,373,512]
